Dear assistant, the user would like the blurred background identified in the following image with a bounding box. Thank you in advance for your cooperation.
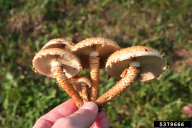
[0,0,192,127]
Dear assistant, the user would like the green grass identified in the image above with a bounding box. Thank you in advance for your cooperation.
[0,0,192,127]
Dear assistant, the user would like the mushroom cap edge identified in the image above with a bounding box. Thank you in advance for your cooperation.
[32,48,82,78]
[105,46,167,82]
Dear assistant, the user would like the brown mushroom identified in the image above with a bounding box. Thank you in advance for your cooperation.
[72,37,120,101]
[40,38,79,82]
[95,46,167,106]
[32,48,83,108]
[73,77,92,103]
[41,38,75,51]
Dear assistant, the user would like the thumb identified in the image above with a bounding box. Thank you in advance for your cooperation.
[52,102,98,128]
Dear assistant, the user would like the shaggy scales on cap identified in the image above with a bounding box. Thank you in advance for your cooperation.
[41,38,75,51]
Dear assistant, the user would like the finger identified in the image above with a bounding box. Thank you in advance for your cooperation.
[93,117,110,128]
[95,110,108,121]
[91,111,110,128]
[91,110,107,128]
[33,99,78,128]
[52,102,98,128]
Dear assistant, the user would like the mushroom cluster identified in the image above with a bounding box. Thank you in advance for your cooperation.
[32,37,168,110]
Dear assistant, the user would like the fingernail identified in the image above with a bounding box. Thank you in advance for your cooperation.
[80,102,98,112]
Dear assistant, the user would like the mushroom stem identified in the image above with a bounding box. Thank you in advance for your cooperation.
[51,61,62,67]
[129,61,140,67]
[95,66,140,106]
[81,86,89,103]
[72,77,92,104]
[70,74,80,83]
[89,56,100,102]
[51,66,83,108]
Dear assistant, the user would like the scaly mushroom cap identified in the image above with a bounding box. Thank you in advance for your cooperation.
[72,37,120,69]
[32,48,82,78]
[106,46,167,82]
[73,77,92,91]
[41,38,75,51]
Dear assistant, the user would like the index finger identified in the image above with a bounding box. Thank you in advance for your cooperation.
[33,99,78,128]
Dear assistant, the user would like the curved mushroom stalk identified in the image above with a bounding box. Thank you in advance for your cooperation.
[95,65,140,106]
[51,65,83,108]
[70,74,81,83]
[79,85,89,103]
[73,77,92,103]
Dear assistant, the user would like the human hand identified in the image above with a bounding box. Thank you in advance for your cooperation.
[33,99,110,128]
